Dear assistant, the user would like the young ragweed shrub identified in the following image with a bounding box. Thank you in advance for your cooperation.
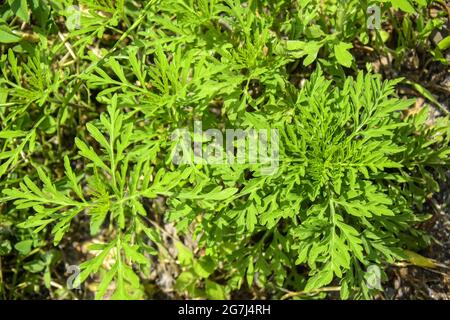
[0,0,448,301]
[2,95,238,299]
[166,69,449,299]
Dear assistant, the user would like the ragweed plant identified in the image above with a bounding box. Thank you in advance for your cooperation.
[166,70,449,299]
[0,0,448,300]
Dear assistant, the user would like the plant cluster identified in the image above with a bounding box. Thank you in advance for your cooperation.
[0,0,448,299]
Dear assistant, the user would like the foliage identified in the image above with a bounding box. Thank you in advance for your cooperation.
[0,0,448,300]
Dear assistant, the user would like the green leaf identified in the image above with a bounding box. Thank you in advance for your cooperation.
[89,203,109,235]
[123,243,149,265]
[303,42,322,66]
[95,262,118,300]
[437,36,450,51]
[14,240,33,255]
[390,0,415,13]
[334,42,353,68]
[193,256,216,278]
[75,137,109,171]
[304,266,334,292]
[178,187,238,201]
[175,242,193,266]
[404,250,437,268]
[9,0,29,22]
[340,280,350,299]
[175,271,196,291]
[23,259,46,273]
[0,130,27,139]
[86,123,110,152]
[205,280,227,300]
[0,26,21,43]
[246,204,258,232]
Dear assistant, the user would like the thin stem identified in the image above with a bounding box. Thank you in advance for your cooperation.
[281,286,341,300]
